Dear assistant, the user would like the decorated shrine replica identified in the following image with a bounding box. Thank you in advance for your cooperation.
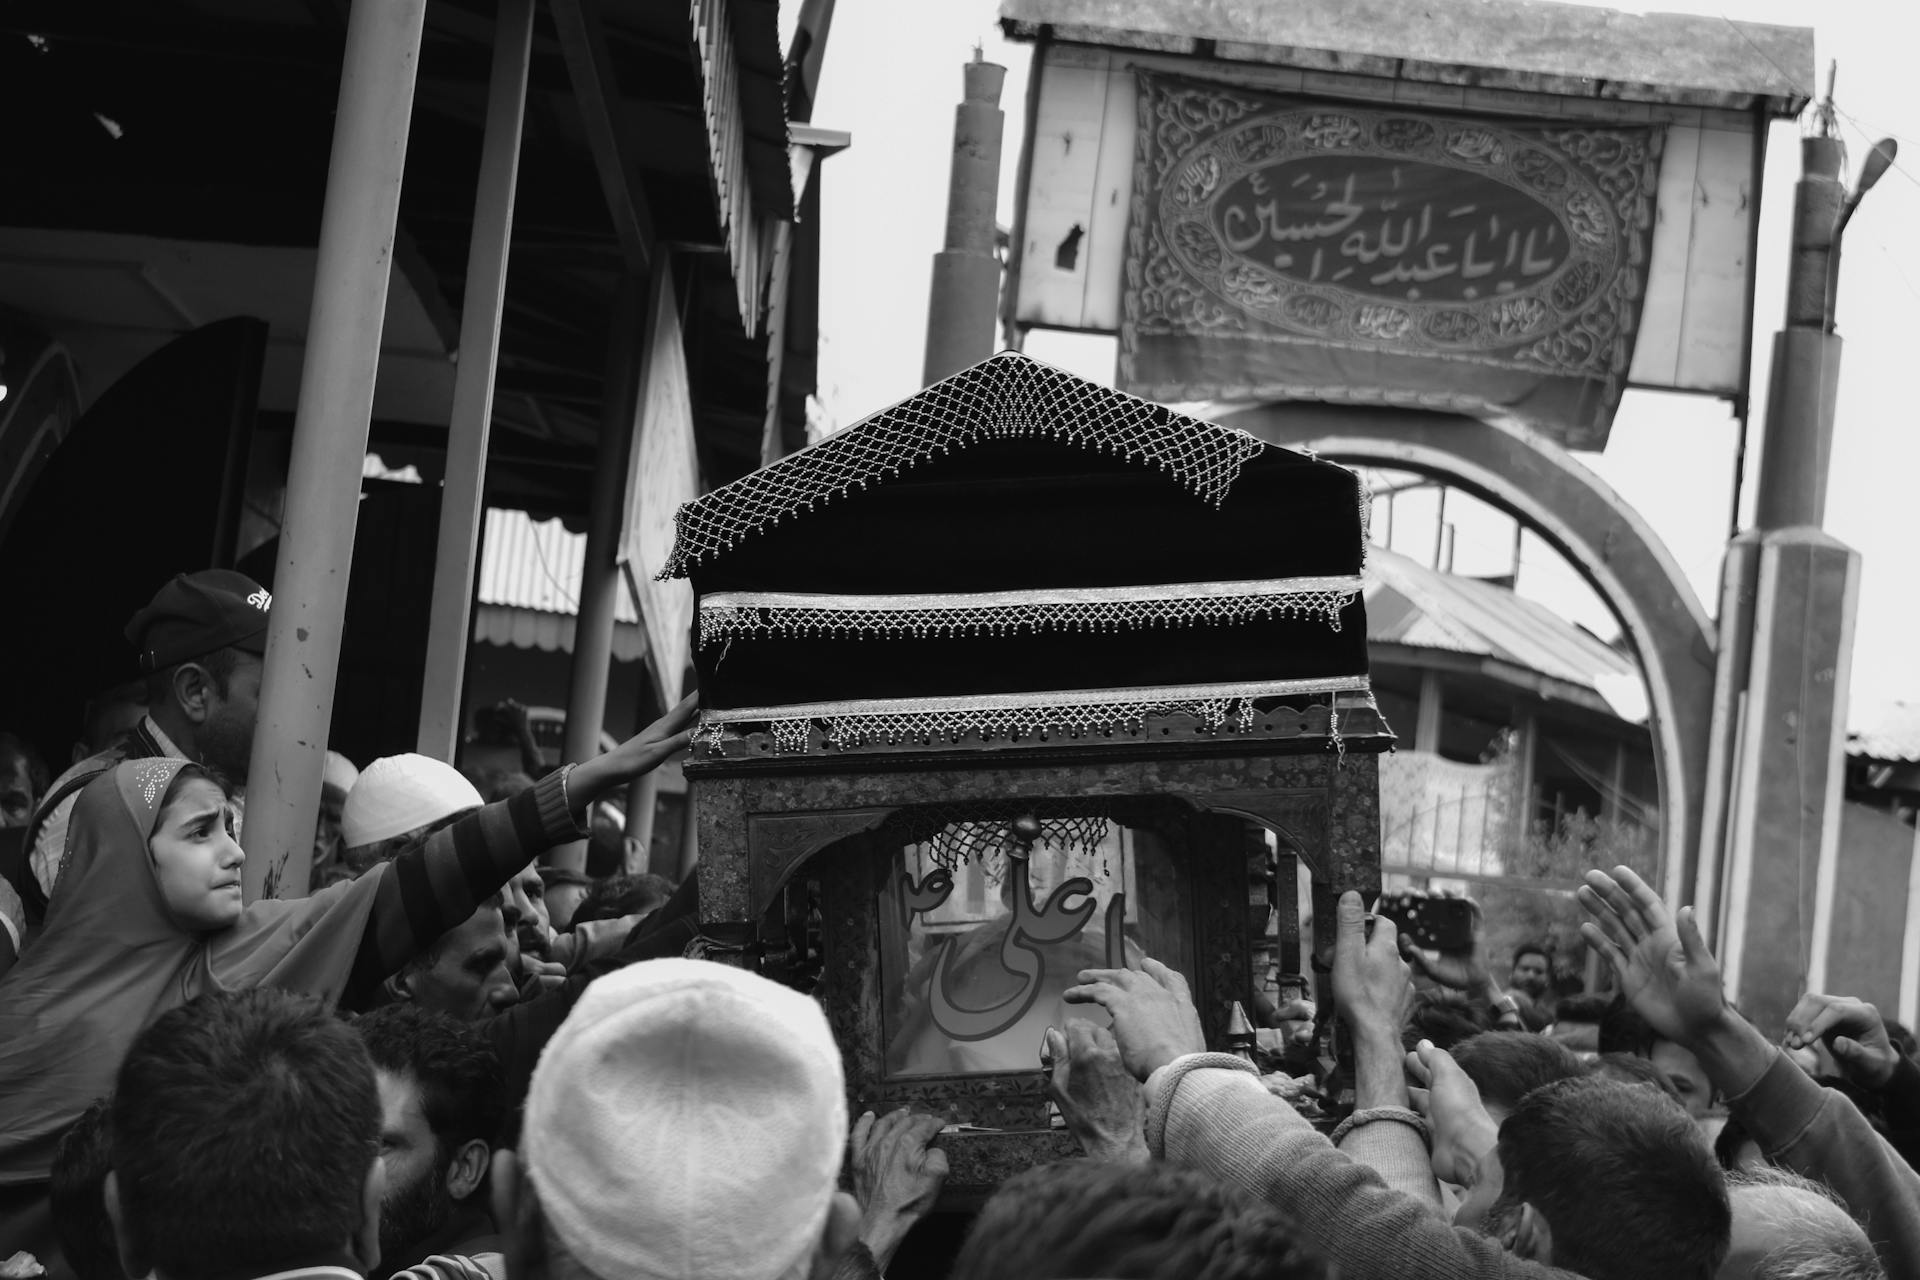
[665,351,1392,1192]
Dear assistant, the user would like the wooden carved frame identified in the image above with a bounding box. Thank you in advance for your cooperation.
[690,746,1383,1191]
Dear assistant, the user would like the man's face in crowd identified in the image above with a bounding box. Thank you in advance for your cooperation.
[503,864,551,959]
[1510,952,1550,998]
[1651,1038,1715,1120]
[405,907,519,1020]
[376,1067,454,1265]
[0,752,34,827]
[194,652,264,785]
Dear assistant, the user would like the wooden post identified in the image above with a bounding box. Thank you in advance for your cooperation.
[243,0,426,901]
[551,275,648,872]
[418,0,535,762]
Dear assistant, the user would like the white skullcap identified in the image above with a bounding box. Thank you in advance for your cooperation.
[322,750,360,794]
[524,959,848,1280]
[339,753,483,848]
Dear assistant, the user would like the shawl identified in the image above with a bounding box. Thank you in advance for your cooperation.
[0,759,385,1184]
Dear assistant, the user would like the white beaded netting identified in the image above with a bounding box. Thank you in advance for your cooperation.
[879,799,1119,873]
[659,352,1270,578]
[695,585,1358,648]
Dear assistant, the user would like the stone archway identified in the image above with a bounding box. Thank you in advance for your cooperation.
[1216,402,1717,906]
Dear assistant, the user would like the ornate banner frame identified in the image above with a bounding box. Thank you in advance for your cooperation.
[1121,73,1663,448]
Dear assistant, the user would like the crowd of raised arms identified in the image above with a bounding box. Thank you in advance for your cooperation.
[1,569,1915,1280]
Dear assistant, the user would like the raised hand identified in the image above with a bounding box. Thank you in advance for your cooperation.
[568,693,698,808]
[1786,993,1903,1089]
[1064,958,1207,1081]
[1405,1039,1499,1188]
[1043,1020,1149,1163]
[1576,866,1726,1047]
[1333,891,1415,1043]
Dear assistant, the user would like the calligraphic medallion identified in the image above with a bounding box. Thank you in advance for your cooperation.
[1123,73,1664,448]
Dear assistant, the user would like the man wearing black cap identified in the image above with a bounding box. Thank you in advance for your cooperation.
[22,569,272,912]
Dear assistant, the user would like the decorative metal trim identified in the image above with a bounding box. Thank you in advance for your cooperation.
[698,575,1362,647]
[697,676,1372,755]
[660,352,1271,577]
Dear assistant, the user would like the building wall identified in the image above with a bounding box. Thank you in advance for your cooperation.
[1826,800,1916,1017]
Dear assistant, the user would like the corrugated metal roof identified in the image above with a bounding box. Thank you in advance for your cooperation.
[1850,702,1920,764]
[1365,546,1639,694]
[473,509,647,660]
[478,508,640,624]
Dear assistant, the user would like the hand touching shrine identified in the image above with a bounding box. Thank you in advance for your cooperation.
[1043,1020,1149,1164]
[1065,958,1207,1081]
[566,693,699,817]
[849,1108,950,1270]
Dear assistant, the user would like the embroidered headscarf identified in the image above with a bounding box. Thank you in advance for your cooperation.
[0,759,385,1185]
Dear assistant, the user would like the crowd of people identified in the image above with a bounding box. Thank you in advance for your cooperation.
[2,569,1917,1280]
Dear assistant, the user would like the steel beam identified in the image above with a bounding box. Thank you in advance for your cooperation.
[418,0,535,763]
[550,0,655,273]
[244,0,427,900]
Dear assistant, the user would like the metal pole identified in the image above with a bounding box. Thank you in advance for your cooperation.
[923,51,1006,385]
[551,274,649,872]
[418,0,535,762]
[623,769,659,873]
[243,0,427,901]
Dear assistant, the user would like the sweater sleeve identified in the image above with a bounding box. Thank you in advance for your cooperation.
[1872,1054,1920,1170]
[344,770,584,1001]
[1146,1058,1567,1280]
[1338,1110,1445,1212]
[1729,1047,1920,1276]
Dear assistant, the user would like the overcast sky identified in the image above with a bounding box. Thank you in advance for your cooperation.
[793,0,1920,729]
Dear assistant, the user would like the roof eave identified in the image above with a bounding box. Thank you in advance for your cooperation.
[1000,0,1814,117]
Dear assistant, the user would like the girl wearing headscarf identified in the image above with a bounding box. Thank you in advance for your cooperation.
[0,696,695,1256]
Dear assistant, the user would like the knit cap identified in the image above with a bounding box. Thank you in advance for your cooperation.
[523,959,849,1280]
[339,753,483,848]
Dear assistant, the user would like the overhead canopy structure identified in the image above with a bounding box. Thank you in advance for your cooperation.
[0,0,813,514]
[668,351,1394,757]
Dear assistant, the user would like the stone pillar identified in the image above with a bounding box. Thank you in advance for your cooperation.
[923,52,1006,385]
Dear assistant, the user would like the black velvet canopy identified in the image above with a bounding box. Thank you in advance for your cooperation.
[664,352,1390,757]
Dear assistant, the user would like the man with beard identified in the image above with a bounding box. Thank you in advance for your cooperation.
[356,1003,509,1280]
[23,570,270,915]
[1505,943,1556,1031]
[383,900,522,1022]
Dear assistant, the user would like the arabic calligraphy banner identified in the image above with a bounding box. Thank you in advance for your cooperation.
[1120,74,1663,448]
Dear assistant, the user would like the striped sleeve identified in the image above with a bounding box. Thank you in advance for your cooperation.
[346,768,585,997]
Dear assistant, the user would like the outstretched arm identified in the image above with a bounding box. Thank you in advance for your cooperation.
[345,697,696,999]
[1579,866,1920,1275]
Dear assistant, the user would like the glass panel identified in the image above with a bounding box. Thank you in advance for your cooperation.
[878,820,1193,1076]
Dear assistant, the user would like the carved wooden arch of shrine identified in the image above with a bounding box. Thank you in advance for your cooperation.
[1214,401,1716,908]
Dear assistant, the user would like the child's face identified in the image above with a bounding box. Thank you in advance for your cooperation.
[150,777,245,931]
